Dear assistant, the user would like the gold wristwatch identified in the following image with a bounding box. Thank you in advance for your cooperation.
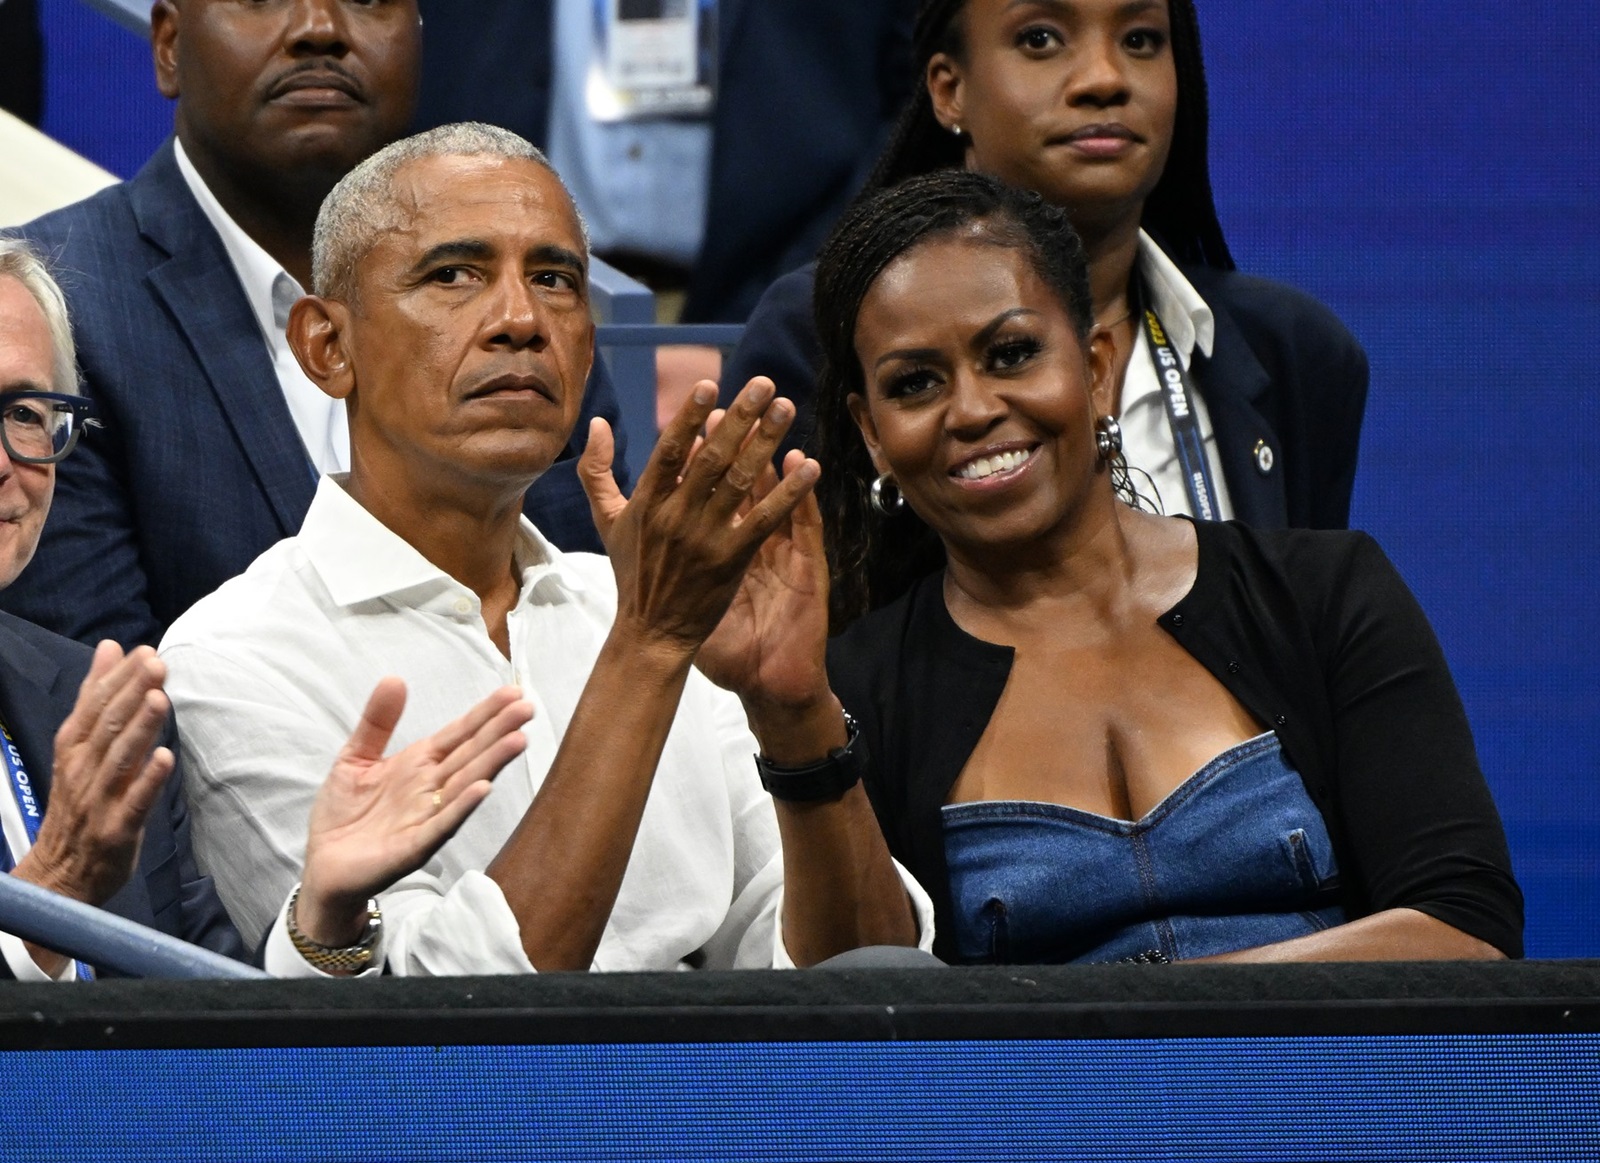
[286,885,383,974]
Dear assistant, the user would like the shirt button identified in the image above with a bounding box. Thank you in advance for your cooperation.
[1170,613,1185,627]
[1254,440,1275,475]
[453,597,472,615]
[1227,661,1242,674]
[1275,714,1288,727]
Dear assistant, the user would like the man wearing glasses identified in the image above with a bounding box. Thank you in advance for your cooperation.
[0,238,533,980]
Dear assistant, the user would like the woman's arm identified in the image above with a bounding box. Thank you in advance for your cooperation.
[1219,532,1523,963]
[693,427,919,965]
[1197,908,1505,964]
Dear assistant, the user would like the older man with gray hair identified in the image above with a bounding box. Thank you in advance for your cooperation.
[0,237,226,981]
[0,237,536,980]
[164,123,934,974]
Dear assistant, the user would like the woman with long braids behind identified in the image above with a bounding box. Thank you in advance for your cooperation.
[804,170,1520,964]
[724,0,1367,530]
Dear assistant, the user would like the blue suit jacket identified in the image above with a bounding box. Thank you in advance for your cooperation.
[0,610,244,978]
[413,0,917,322]
[1,140,626,649]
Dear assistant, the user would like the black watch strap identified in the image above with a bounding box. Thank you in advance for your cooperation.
[754,711,866,803]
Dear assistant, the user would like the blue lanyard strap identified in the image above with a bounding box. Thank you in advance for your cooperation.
[1,720,46,853]
[1,719,96,980]
[1142,307,1219,522]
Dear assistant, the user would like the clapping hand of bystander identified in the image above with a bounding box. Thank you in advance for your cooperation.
[12,642,174,974]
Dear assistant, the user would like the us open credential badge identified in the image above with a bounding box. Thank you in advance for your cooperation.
[590,0,717,122]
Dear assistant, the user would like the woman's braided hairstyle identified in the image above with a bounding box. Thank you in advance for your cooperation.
[813,170,1094,629]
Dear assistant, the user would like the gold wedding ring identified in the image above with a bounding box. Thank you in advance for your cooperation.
[431,790,443,810]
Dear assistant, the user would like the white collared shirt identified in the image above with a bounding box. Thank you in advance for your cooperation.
[161,477,933,974]
[173,140,350,476]
[1117,232,1234,520]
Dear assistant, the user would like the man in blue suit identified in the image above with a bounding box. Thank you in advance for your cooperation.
[1,0,627,650]
[412,0,918,324]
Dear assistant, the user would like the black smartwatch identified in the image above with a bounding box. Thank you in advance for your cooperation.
[754,711,867,802]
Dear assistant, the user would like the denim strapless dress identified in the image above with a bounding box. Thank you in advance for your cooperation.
[941,732,1345,963]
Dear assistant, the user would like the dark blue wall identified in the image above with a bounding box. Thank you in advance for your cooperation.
[1201,2,1600,958]
[38,0,170,179]
[36,1,1600,957]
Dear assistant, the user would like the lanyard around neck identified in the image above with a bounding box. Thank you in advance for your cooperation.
[1141,306,1220,522]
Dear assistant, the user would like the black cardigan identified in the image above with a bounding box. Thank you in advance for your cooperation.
[826,520,1524,962]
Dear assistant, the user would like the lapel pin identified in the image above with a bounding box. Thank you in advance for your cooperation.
[1253,440,1275,475]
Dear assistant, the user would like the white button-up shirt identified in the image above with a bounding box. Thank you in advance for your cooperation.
[162,477,932,974]
[173,140,350,476]
[1118,232,1234,521]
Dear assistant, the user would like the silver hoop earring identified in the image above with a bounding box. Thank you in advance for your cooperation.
[870,473,906,515]
[1095,415,1162,514]
[1095,415,1123,461]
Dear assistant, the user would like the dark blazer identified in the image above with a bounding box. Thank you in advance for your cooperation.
[722,261,1371,529]
[0,611,244,978]
[1,140,625,649]
[414,0,917,322]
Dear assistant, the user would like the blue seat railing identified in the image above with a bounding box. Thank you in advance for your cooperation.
[0,873,267,980]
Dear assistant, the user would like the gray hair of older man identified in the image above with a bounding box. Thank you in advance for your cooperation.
[311,121,590,303]
[0,237,79,396]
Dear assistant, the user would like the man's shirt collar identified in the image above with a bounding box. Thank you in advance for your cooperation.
[298,475,588,610]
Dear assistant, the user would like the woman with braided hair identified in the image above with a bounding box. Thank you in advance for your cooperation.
[800,170,1521,964]
[722,0,1367,532]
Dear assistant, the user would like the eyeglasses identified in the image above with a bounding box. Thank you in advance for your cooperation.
[0,391,102,465]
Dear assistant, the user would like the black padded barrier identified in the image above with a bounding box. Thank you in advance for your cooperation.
[3,961,1598,1052]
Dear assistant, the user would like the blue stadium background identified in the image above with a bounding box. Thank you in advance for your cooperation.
[32,0,1600,957]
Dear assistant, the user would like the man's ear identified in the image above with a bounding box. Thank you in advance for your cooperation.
[927,53,966,136]
[288,296,356,401]
[845,391,890,477]
[152,1,181,100]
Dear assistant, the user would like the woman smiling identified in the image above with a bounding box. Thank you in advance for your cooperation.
[811,171,1521,964]
[726,0,1366,530]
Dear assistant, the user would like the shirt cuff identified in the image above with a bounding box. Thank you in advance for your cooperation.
[0,928,78,982]
[380,870,536,976]
[262,887,384,980]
